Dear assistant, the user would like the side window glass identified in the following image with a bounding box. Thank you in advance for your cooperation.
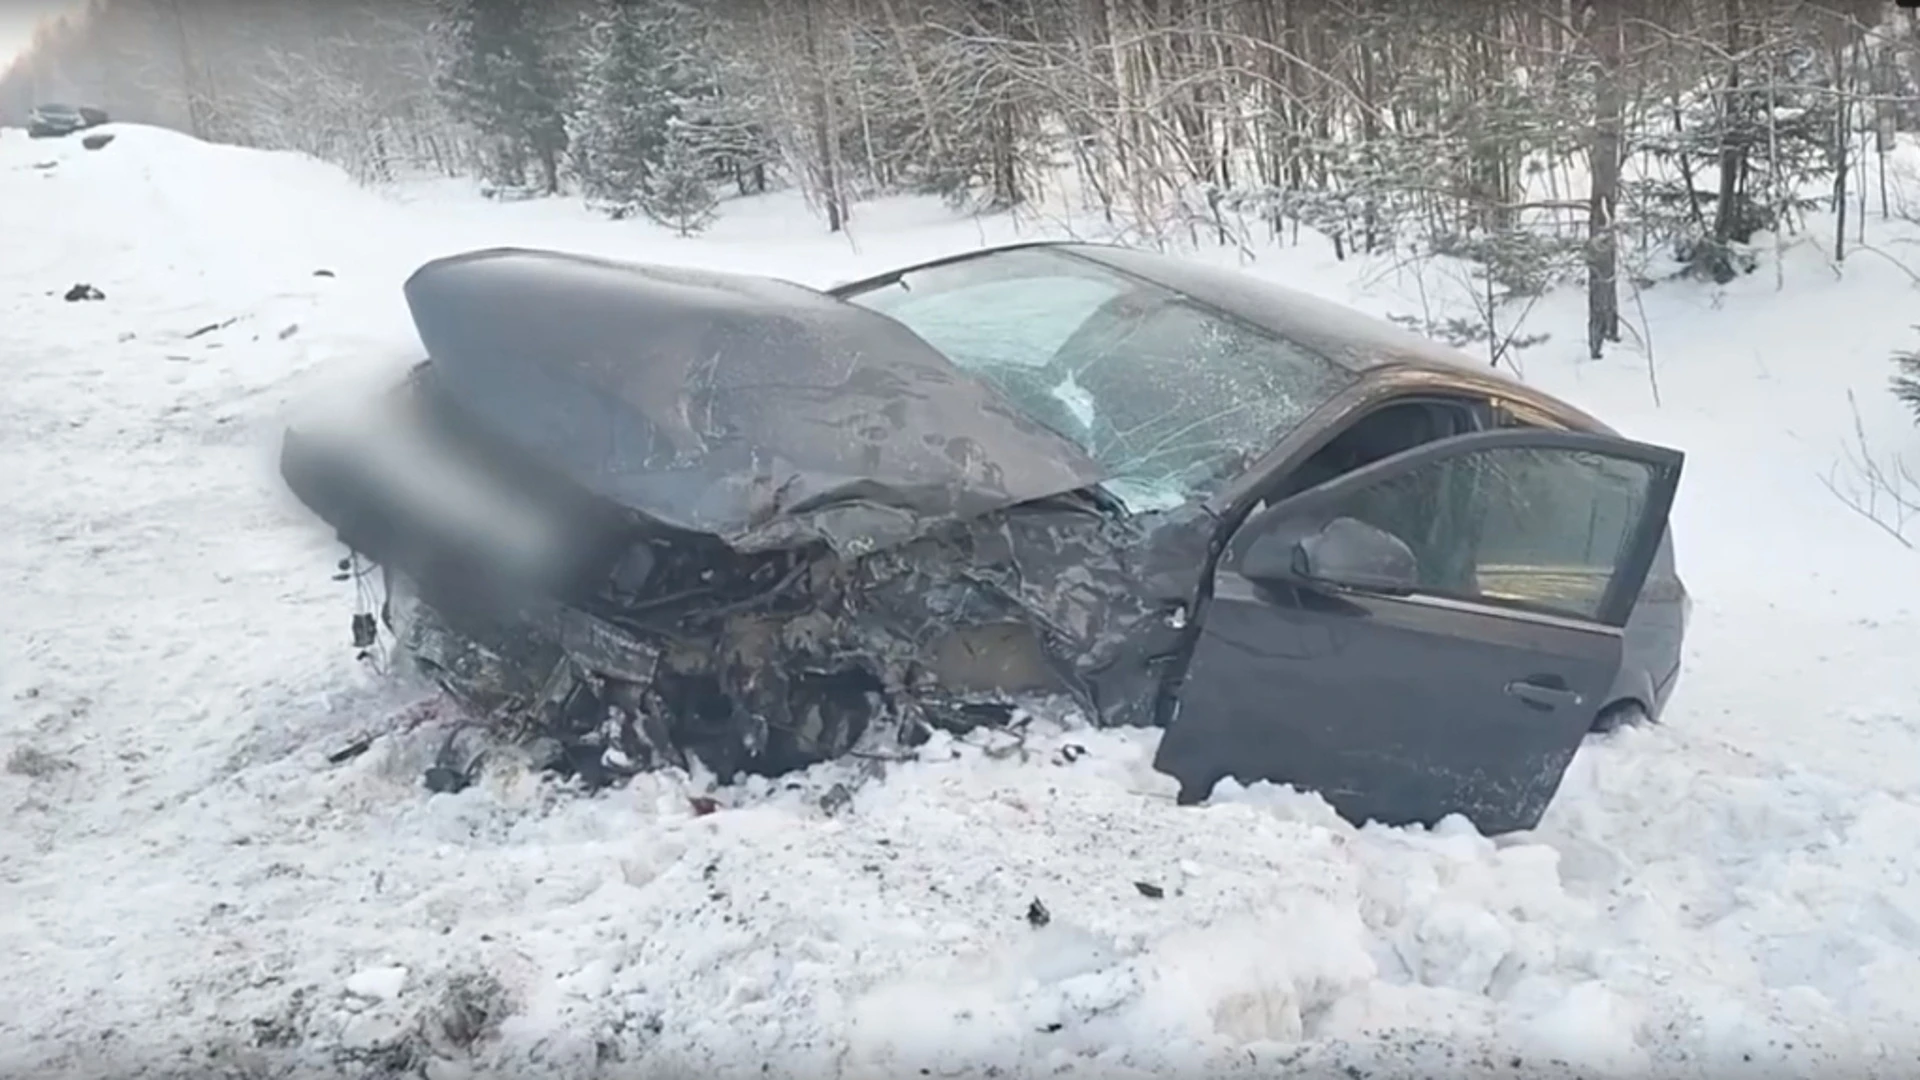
[1319,445,1657,620]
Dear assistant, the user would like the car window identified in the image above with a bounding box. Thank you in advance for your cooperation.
[844,247,1356,512]
[856,272,1122,371]
[1316,444,1658,620]
[1053,297,1354,509]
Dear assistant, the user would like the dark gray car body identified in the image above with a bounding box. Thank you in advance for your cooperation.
[28,103,107,139]
[281,242,1686,835]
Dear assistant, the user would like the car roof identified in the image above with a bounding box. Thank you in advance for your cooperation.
[850,240,1533,374]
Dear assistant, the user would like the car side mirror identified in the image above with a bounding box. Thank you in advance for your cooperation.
[1242,515,1421,595]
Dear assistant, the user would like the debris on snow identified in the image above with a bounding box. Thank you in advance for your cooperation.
[81,132,115,151]
[1027,897,1052,928]
[422,725,484,795]
[424,970,513,1055]
[185,316,238,339]
[326,735,374,765]
[819,781,854,816]
[6,744,76,779]
[62,283,103,301]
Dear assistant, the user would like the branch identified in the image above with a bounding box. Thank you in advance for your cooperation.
[1818,389,1918,549]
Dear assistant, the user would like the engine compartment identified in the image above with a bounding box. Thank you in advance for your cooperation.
[284,362,1208,791]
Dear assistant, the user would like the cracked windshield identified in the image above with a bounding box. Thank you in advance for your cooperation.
[844,248,1356,512]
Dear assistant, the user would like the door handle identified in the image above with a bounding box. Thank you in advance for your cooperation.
[1505,679,1585,709]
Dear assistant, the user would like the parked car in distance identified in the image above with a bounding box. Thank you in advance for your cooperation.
[28,103,109,139]
[280,242,1688,836]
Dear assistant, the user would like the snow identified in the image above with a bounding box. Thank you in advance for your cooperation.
[346,966,411,1003]
[4,121,1920,1078]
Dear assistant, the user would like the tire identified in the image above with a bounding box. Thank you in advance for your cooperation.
[1590,700,1651,735]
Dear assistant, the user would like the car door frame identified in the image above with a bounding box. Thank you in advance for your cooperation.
[1137,365,1616,724]
[1232,426,1684,628]
[1199,366,1685,725]
[1204,364,1609,527]
[1155,425,1683,832]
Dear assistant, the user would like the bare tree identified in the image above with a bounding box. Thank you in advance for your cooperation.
[3,0,1918,375]
[1583,0,1627,359]
[1821,391,1919,548]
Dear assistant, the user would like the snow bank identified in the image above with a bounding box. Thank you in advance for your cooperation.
[4,126,1920,1079]
[5,124,379,289]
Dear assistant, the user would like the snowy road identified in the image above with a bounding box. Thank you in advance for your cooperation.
[5,125,1920,1079]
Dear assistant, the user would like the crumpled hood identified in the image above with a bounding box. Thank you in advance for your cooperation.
[402,248,1110,555]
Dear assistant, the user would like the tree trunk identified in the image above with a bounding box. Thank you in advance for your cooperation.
[1711,0,1745,246]
[1831,34,1852,263]
[538,143,560,195]
[166,0,207,140]
[993,102,1020,207]
[874,0,948,164]
[1585,0,1624,359]
[799,0,844,232]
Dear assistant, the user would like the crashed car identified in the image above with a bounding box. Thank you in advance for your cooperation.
[28,103,108,139]
[281,243,1687,835]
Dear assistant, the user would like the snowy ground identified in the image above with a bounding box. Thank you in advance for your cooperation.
[4,123,1920,1080]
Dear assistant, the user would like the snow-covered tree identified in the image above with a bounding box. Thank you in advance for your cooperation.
[567,0,699,217]
[666,19,776,199]
[1895,331,1920,424]
[435,0,574,193]
[640,123,719,234]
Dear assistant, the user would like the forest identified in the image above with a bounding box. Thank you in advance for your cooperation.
[5,0,1920,392]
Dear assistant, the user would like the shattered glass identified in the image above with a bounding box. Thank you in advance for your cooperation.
[841,246,1356,514]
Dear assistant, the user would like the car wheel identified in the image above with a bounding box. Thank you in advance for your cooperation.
[1589,700,1651,735]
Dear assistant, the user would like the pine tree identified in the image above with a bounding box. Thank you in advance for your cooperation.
[640,124,719,235]
[1894,329,1920,425]
[436,0,574,193]
[567,0,694,217]
[659,18,774,198]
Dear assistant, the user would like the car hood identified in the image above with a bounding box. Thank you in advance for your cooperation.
[402,248,1110,555]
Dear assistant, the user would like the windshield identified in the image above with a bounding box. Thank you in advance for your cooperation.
[841,247,1355,512]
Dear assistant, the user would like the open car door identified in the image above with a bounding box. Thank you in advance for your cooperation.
[1154,428,1683,835]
